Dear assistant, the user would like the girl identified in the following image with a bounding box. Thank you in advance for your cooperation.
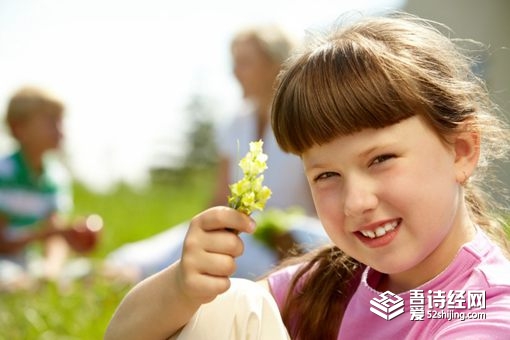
[106,14,510,339]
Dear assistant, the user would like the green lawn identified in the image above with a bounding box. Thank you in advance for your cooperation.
[0,169,216,340]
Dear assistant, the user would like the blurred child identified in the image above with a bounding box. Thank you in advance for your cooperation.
[106,13,510,339]
[0,86,98,289]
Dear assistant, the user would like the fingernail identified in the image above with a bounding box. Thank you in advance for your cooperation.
[248,218,256,232]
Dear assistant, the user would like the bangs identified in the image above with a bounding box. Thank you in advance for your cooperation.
[272,37,420,155]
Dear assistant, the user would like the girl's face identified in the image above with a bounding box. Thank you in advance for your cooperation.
[303,115,476,290]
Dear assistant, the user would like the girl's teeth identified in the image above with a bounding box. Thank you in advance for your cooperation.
[362,230,376,238]
[360,221,398,239]
[375,227,386,237]
[384,222,396,231]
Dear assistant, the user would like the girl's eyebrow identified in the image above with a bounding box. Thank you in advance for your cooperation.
[302,154,337,172]
[303,141,397,170]
[358,146,379,159]
[358,142,397,159]
[303,160,329,172]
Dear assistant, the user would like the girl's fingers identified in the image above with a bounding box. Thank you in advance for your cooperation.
[204,230,245,257]
[179,251,237,303]
[183,227,244,258]
[192,207,255,234]
[177,206,254,304]
[177,261,232,303]
[196,252,238,277]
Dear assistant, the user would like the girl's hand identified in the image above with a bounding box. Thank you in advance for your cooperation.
[176,206,255,306]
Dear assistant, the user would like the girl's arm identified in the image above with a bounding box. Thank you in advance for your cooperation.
[105,261,202,340]
[105,206,256,340]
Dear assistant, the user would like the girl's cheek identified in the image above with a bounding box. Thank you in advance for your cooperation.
[313,189,343,218]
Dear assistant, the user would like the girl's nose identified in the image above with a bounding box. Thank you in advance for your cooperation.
[343,178,378,217]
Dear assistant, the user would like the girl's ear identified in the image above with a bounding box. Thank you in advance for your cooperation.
[453,126,480,184]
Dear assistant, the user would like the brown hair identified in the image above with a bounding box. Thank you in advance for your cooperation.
[5,86,64,133]
[271,13,509,339]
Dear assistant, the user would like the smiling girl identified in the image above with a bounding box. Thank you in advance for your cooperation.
[106,13,510,340]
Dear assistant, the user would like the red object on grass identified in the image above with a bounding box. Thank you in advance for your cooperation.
[64,214,103,253]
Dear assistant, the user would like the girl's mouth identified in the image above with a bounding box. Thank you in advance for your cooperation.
[359,220,399,239]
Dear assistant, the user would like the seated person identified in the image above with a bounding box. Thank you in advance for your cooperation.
[105,24,328,281]
[0,86,98,289]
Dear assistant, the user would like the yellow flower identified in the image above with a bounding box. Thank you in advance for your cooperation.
[228,140,272,215]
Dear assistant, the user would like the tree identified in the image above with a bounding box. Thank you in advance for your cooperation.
[182,93,218,170]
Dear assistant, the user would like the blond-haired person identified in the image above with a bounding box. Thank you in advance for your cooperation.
[211,24,314,214]
[0,86,74,288]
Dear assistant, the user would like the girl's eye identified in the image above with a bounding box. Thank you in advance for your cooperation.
[314,171,339,182]
[370,154,396,166]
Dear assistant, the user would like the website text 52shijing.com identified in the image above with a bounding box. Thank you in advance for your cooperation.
[427,309,487,322]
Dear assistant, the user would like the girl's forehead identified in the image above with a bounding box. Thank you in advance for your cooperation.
[302,116,436,161]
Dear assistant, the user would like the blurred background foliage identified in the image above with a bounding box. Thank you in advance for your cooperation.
[0,107,219,339]
[0,169,216,340]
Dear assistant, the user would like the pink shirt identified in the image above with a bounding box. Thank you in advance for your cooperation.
[268,231,510,339]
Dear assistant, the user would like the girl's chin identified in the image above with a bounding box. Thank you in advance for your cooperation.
[364,256,417,276]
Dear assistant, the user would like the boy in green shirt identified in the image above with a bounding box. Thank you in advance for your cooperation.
[0,86,81,288]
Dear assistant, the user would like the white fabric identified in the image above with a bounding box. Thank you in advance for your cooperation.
[170,278,290,340]
[215,110,315,215]
[106,216,329,281]
[106,222,279,280]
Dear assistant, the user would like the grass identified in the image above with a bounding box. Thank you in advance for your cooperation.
[73,169,216,258]
[0,169,216,340]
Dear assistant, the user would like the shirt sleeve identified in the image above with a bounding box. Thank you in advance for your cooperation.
[267,264,302,311]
